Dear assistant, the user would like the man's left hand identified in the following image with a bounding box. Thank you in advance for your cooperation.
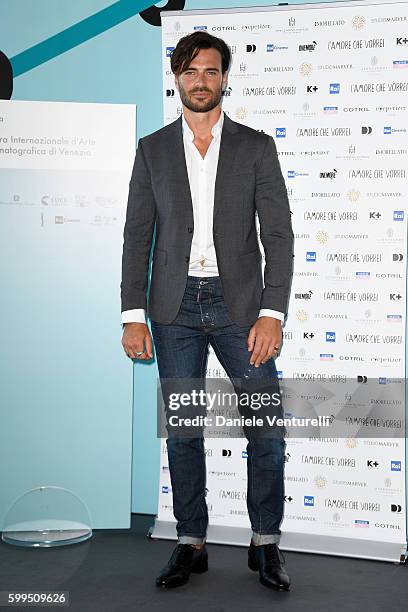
[247,317,282,367]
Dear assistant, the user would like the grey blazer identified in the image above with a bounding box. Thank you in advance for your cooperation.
[121,113,294,326]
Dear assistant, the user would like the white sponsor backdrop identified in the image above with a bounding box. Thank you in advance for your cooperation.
[152,1,408,561]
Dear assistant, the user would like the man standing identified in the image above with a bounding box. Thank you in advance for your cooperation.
[121,31,294,592]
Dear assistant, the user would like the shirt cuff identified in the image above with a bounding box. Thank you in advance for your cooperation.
[121,309,146,325]
[258,309,284,322]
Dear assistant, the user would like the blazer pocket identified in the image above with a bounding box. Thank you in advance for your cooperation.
[240,247,261,260]
[228,171,254,177]
[153,247,167,266]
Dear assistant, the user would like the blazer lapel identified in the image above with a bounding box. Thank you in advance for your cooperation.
[167,112,239,225]
[214,113,239,224]
[168,115,194,219]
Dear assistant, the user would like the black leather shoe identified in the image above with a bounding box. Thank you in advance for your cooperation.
[248,541,291,591]
[155,543,208,588]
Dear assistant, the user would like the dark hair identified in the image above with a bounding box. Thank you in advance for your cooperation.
[170,31,231,76]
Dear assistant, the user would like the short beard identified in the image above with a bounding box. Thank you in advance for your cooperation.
[178,82,223,113]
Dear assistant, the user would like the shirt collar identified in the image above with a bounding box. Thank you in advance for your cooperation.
[182,110,224,142]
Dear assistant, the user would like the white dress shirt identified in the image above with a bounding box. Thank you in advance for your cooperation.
[121,110,284,324]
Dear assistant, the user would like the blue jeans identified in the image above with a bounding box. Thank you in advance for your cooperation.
[150,275,286,546]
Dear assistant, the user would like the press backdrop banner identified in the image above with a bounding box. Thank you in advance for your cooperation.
[150,1,408,562]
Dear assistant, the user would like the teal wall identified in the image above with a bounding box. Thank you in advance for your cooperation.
[1,0,405,521]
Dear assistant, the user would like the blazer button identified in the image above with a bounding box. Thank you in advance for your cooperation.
[187,227,193,233]
[185,256,189,263]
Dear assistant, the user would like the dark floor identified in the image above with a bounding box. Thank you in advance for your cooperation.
[0,514,407,612]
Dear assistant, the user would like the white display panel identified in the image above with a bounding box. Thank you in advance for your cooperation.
[0,100,136,529]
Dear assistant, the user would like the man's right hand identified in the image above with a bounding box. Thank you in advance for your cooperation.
[121,323,153,360]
